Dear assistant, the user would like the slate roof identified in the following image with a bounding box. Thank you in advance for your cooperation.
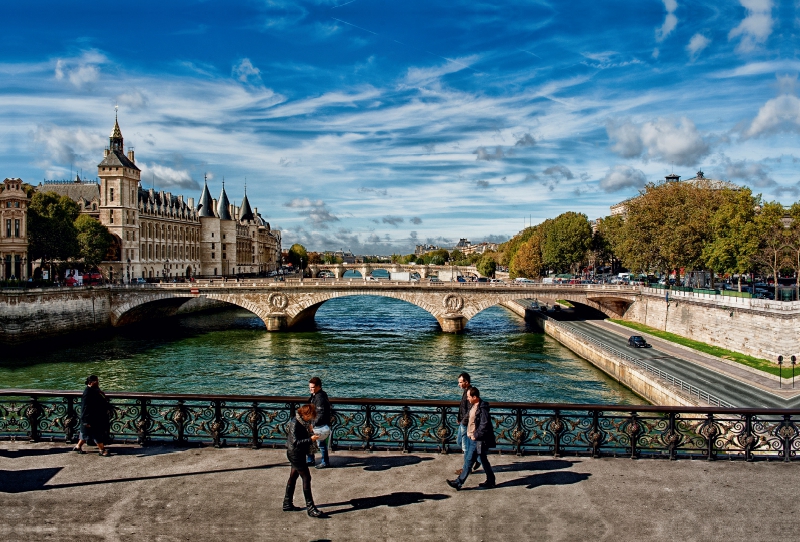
[37,181,100,203]
[239,192,254,222]
[217,185,232,220]
[98,150,139,171]
[198,181,215,217]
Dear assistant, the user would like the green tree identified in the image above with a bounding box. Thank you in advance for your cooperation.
[287,243,308,271]
[27,192,80,274]
[787,203,800,297]
[593,215,625,275]
[476,254,497,277]
[702,188,759,291]
[752,201,788,300]
[540,212,592,274]
[450,249,464,263]
[75,215,114,271]
[423,249,450,266]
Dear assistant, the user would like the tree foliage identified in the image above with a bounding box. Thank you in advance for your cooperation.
[287,243,308,269]
[540,212,592,274]
[510,231,543,279]
[476,254,497,277]
[75,215,114,271]
[27,192,80,268]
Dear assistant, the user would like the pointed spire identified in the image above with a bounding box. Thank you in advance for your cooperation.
[198,173,215,217]
[217,178,232,220]
[109,105,124,153]
[240,190,254,222]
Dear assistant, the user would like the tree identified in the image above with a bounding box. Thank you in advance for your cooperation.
[287,244,308,270]
[27,192,80,274]
[751,201,788,300]
[540,212,592,274]
[75,215,114,271]
[476,254,497,278]
[787,203,800,298]
[510,232,543,279]
[594,214,625,275]
[702,188,759,291]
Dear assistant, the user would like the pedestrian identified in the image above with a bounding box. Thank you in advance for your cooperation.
[454,372,481,476]
[73,375,111,456]
[307,376,332,469]
[447,386,496,490]
[283,404,325,518]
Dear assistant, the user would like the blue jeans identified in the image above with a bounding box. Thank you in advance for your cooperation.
[456,437,494,486]
[307,438,329,465]
[457,424,481,466]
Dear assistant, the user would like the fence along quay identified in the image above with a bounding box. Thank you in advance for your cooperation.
[1,389,799,461]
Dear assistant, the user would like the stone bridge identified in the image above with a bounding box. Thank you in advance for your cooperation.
[109,282,639,333]
[307,263,479,279]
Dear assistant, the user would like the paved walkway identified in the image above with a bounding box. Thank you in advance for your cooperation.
[2,442,799,541]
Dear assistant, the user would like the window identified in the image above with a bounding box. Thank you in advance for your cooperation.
[5,219,9,238]
[222,234,226,239]
[211,253,215,259]
[110,211,114,223]
[211,243,215,250]
[211,233,214,238]
[222,253,226,260]
[110,188,114,202]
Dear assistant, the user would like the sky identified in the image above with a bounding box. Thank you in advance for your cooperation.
[0,0,796,255]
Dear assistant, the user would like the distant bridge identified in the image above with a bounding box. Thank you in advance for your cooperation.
[110,281,639,333]
[307,263,479,279]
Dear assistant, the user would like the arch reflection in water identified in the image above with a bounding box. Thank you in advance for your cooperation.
[0,296,644,405]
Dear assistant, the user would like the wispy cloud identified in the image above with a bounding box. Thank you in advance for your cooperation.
[729,0,774,53]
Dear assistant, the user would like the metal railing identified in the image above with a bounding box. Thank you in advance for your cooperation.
[1,389,797,461]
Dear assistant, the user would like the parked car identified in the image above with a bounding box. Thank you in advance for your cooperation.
[429,277,441,282]
[132,277,147,284]
[476,277,489,283]
[628,335,651,348]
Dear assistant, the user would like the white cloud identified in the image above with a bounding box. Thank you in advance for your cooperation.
[116,90,148,109]
[32,125,106,172]
[54,51,107,89]
[656,0,678,42]
[474,146,504,161]
[599,165,647,192]
[607,117,710,166]
[729,0,774,53]
[686,34,710,61]
[743,94,800,139]
[140,163,200,190]
[718,156,774,187]
[232,58,262,84]
[284,198,339,228]
[403,56,478,86]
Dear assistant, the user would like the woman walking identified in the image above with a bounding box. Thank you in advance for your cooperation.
[284,404,325,518]
[73,375,111,456]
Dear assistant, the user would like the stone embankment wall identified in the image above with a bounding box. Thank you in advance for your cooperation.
[501,301,701,406]
[0,287,113,344]
[625,289,796,362]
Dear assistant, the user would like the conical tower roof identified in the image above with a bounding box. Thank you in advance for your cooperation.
[198,176,215,217]
[240,187,254,222]
[217,181,232,220]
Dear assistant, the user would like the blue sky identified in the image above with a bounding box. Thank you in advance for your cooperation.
[0,0,795,254]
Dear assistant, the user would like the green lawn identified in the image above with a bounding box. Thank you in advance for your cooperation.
[609,319,793,378]
[555,299,574,307]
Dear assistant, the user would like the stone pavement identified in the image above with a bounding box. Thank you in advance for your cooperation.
[2,441,799,541]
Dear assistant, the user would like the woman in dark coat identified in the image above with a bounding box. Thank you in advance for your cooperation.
[284,404,324,517]
[74,375,111,456]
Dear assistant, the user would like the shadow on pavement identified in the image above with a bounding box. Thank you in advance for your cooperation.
[0,463,284,493]
[333,454,434,471]
[0,447,75,459]
[491,459,576,473]
[319,492,449,515]
[495,470,591,490]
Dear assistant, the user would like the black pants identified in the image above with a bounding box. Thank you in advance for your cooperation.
[287,454,312,497]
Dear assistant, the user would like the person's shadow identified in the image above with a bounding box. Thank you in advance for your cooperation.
[334,454,433,471]
[320,492,449,515]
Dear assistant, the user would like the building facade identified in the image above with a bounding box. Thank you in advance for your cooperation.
[0,178,29,280]
[32,116,281,281]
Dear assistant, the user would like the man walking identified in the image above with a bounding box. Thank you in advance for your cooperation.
[447,386,496,490]
[455,372,481,475]
[307,377,332,469]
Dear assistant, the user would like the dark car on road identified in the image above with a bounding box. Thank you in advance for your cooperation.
[628,335,651,348]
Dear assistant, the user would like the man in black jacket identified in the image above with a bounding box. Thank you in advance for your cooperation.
[307,376,332,468]
[447,386,496,490]
[455,372,481,475]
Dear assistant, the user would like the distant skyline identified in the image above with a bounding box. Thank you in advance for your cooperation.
[1,1,795,254]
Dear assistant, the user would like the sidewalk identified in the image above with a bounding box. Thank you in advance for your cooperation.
[2,442,799,541]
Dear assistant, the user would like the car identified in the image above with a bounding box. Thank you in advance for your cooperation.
[132,277,147,284]
[628,335,651,348]
[490,278,504,283]
[476,277,489,283]
[429,277,441,282]
[456,276,467,283]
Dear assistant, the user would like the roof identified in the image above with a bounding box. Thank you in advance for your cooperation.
[98,150,140,171]
[37,181,100,203]
[240,192,254,222]
[217,184,232,220]
[198,181,215,217]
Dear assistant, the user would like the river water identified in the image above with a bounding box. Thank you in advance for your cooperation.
[1,296,644,405]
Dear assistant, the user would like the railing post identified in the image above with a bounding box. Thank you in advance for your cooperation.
[436,406,453,454]
[172,399,189,446]
[513,407,525,456]
[399,406,412,453]
[248,402,262,449]
[63,396,79,443]
[626,412,640,459]
[211,399,224,448]
[361,404,375,451]
[742,414,755,462]
[136,397,151,445]
[666,411,679,460]
[589,410,602,458]
[778,414,796,463]
[703,413,717,461]
[25,397,43,442]
[550,409,563,457]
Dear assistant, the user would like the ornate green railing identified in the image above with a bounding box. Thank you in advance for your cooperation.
[1,390,799,461]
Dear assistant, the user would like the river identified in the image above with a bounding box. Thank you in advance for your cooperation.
[1,296,645,404]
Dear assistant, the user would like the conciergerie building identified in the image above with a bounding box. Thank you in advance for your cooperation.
[2,115,281,282]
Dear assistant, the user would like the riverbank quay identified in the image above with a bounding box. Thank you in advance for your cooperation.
[2,442,799,541]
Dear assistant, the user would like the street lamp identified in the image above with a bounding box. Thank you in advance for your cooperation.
[126,258,131,285]
[778,356,783,389]
[300,257,304,283]
[793,356,797,389]
[164,259,169,281]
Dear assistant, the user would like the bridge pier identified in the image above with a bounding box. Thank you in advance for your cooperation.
[439,315,467,333]
[265,314,288,331]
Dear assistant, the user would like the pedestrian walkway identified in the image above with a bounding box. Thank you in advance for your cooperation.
[1,442,798,541]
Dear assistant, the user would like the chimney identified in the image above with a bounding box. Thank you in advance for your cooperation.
[127,149,135,163]
[212,198,218,217]
[104,148,109,157]
[178,195,184,205]
[188,197,194,208]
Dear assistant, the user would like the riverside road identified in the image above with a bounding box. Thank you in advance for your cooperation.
[551,315,799,408]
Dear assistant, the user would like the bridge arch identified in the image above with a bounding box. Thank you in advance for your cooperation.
[110,292,270,327]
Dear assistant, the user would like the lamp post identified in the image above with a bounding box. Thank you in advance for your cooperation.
[126,258,131,285]
[300,257,304,283]
[778,356,783,389]
[164,259,169,281]
[793,356,797,389]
